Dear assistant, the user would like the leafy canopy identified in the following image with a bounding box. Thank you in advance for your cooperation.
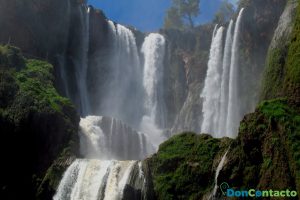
[164,0,200,29]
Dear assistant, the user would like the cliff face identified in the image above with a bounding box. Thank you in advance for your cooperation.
[261,0,300,101]
[146,99,300,199]
[164,25,213,133]
[232,0,288,118]
[145,133,231,200]
[0,46,79,200]
[0,0,109,113]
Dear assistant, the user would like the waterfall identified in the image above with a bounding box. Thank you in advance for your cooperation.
[200,26,224,135]
[140,33,166,147]
[54,160,144,200]
[226,8,244,137]
[95,21,142,128]
[217,20,234,137]
[79,116,155,160]
[201,8,244,138]
[210,151,228,199]
[74,5,90,116]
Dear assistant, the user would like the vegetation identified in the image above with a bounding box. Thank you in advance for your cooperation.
[261,1,300,100]
[0,45,79,200]
[284,1,300,98]
[148,132,231,200]
[15,59,72,113]
[164,0,200,29]
[213,0,235,24]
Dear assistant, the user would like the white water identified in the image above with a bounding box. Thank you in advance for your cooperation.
[201,26,224,135]
[97,21,142,127]
[79,116,155,160]
[201,8,244,138]
[217,20,234,137]
[75,6,90,115]
[210,151,228,199]
[54,160,139,200]
[140,33,166,148]
[226,8,244,137]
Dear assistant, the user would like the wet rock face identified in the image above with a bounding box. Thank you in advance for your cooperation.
[236,0,288,115]
[0,0,109,104]
[216,99,300,197]
[162,25,213,133]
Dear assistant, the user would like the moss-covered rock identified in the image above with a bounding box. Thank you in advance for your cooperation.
[147,99,300,199]
[0,45,79,200]
[216,99,300,198]
[261,0,300,101]
[147,132,231,200]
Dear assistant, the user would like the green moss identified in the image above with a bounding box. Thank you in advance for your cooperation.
[15,59,72,113]
[261,2,300,100]
[258,99,300,191]
[261,48,287,99]
[149,132,231,200]
[0,45,25,70]
[0,45,79,199]
[284,2,300,95]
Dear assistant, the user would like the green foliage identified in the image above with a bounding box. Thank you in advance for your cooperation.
[258,99,300,191]
[15,59,72,113]
[213,0,235,24]
[0,69,19,108]
[261,2,300,100]
[0,45,25,70]
[284,2,300,95]
[149,132,230,199]
[164,7,185,30]
[0,45,79,199]
[164,0,200,29]
[261,48,287,99]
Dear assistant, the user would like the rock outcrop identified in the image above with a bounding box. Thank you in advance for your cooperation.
[0,45,79,200]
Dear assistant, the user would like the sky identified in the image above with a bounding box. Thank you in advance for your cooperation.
[88,0,238,32]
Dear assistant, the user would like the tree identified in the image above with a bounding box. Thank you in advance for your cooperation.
[164,0,200,29]
[164,7,184,29]
[213,0,235,24]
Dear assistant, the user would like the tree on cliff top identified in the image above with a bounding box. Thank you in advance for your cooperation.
[164,0,200,29]
[213,0,235,24]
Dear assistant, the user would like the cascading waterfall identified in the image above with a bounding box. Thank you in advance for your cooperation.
[201,8,244,138]
[140,33,166,147]
[200,26,224,135]
[53,159,143,200]
[226,8,244,137]
[55,20,169,199]
[96,21,143,128]
[54,116,152,200]
[218,20,234,137]
[79,116,154,160]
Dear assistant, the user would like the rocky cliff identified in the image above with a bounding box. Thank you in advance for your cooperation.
[146,99,300,199]
[261,0,300,101]
[0,0,109,113]
[0,45,79,199]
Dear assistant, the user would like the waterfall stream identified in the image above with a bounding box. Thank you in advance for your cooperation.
[226,8,245,137]
[210,151,228,199]
[140,33,167,148]
[200,26,224,135]
[53,160,144,200]
[201,8,245,138]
